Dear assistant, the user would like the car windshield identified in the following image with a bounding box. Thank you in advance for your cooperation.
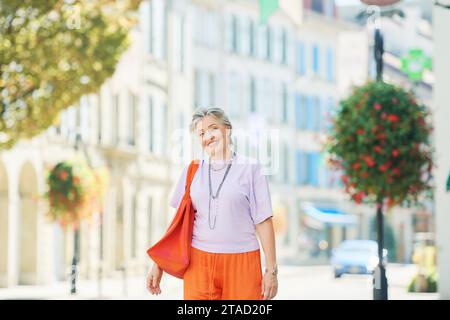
[339,242,376,253]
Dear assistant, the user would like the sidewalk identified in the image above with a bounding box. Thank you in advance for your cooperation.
[0,264,439,300]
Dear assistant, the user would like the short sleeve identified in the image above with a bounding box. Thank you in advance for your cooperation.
[169,164,189,209]
[249,162,273,225]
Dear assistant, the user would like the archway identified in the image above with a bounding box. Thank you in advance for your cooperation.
[0,162,9,287]
[18,162,38,285]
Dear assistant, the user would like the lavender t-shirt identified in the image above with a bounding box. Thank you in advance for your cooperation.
[169,153,273,253]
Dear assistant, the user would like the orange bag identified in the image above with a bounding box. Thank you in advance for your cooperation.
[146,160,199,279]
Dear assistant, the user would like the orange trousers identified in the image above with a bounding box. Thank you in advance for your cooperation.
[183,246,263,300]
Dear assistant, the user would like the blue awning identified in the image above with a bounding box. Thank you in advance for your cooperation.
[301,203,358,227]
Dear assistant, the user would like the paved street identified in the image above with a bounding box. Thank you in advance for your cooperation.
[0,264,438,300]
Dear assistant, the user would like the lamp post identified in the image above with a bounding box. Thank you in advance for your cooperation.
[362,0,402,300]
[70,131,82,295]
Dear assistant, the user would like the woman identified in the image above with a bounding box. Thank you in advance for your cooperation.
[146,107,278,300]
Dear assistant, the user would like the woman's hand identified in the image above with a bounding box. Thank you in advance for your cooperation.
[261,271,278,300]
[146,263,163,295]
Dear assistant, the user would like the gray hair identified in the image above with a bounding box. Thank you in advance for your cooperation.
[190,107,233,143]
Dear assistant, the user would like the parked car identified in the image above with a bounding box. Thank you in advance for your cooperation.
[331,240,387,278]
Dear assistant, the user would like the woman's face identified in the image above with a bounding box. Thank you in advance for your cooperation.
[195,115,230,157]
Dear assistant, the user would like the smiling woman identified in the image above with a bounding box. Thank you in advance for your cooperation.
[147,107,278,300]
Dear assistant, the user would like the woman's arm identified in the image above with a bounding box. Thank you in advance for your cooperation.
[256,217,278,300]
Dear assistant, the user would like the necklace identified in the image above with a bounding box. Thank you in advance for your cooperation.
[208,151,235,229]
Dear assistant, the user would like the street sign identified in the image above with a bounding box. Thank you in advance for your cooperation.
[400,49,432,82]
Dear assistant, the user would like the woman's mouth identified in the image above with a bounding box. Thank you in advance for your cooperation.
[207,140,218,147]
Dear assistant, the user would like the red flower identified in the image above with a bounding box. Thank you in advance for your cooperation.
[356,128,364,135]
[392,168,401,176]
[392,149,399,157]
[361,171,369,179]
[73,177,80,185]
[373,145,382,153]
[352,162,361,170]
[371,126,377,133]
[59,171,68,181]
[362,155,375,167]
[387,197,396,207]
[387,114,399,122]
[381,112,387,119]
[353,191,365,204]
[374,103,382,110]
[341,175,350,185]
[376,132,387,140]
[379,161,393,172]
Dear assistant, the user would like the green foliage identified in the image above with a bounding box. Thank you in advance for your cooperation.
[325,81,433,207]
[408,267,438,293]
[0,0,141,149]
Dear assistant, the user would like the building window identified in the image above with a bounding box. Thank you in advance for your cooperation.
[250,77,256,113]
[295,94,302,129]
[194,70,200,108]
[295,150,308,185]
[209,73,215,106]
[131,194,137,258]
[79,96,90,143]
[128,92,137,146]
[283,144,289,183]
[228,72,241,118]
[297,41,306,75]
[97,94,102,143]
[231,15,239,53]
[112,93,120,145]
[173,15,185,72]
[148,97,154,152]
[307,152,320,186]
[249,19,256,57]
[281,83,288,124]
[266,27,272,60]
[314,96,321,131]
[281,29,287,65]
[258,24,268,60]
[326,46,334,82]
[312,44,320,75]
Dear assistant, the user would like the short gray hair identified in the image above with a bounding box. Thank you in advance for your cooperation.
[190,107,234,144]
[190,107,232,131]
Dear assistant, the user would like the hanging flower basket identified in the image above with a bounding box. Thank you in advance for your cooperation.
[45,159,110,229]
[325,81,433,208]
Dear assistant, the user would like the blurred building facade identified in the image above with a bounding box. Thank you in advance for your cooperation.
[0,0,369,287]
[433,1,450,300]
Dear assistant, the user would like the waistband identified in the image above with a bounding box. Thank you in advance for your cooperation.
[191,246,260,256]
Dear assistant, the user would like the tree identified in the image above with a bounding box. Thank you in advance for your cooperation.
[0,0,141,149]
[326,81,433,299]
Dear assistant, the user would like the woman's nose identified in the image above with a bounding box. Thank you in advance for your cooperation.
[204,130,214,141]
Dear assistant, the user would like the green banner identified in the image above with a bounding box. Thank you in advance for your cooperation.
[259,0,279,24]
